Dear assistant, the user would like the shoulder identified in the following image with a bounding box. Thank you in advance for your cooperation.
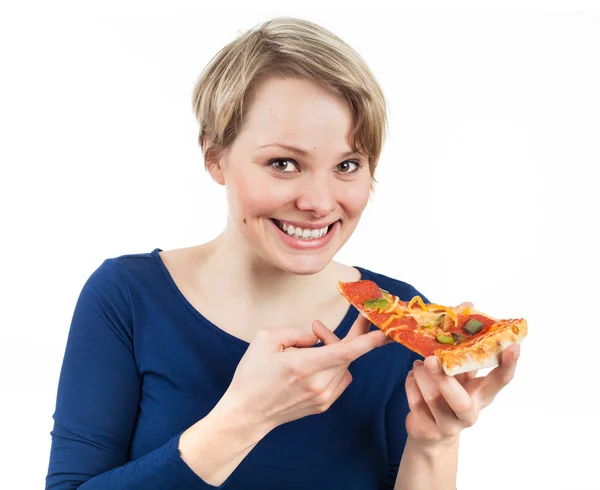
[80,248,163,300]
[107,248,161,277]
[355,266,430,303]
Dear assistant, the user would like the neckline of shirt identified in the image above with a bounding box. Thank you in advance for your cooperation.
[150,247,371,349]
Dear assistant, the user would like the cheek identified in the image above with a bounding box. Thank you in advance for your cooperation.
[227,173,293,217]
[339,181,371,216]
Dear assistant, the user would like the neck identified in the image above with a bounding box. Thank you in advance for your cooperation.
[201,224,335,310]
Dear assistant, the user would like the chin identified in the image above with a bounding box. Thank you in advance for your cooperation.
[276,255,333,276]
[266,234,346,275]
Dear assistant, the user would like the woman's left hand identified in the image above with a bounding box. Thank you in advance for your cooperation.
[405,342,521,444]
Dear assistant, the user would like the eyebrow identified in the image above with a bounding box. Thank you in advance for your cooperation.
[258,143,361,159]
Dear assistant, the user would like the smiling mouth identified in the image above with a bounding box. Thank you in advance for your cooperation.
[271,219,336,240]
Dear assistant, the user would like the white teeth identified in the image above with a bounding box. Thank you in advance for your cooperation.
[275,220,332,240]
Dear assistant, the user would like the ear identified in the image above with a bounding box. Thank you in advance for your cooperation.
[202,138,225,186]
[207,158,225,186]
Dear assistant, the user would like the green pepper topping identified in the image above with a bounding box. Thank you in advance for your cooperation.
[464,318,484,334]
[422,314,445,329]
[451,333,466,344]
[364,298,390,313]
[436,333,454,345]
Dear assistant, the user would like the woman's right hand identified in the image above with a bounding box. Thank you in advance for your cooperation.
[219,314,386,432]
[179,315,385,485]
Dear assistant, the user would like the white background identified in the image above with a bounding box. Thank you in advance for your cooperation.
[1,1,598,489]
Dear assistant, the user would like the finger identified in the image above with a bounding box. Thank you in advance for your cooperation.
[344,313,372,340]
[259,328,318,352]
[406,370,433,419]
[322,367,349,401]
[424,357,477,425]
[296,365,346,410]
[303,329,387,372]
[312,320,341,345]
[413,361,456,424]
[383,334,395,345]
[473,343,520,406]
[320,370,353,411]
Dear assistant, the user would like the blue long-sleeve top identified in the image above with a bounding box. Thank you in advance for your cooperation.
[46,248,426,489]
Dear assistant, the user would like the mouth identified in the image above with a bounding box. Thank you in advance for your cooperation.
[271,219,337,241]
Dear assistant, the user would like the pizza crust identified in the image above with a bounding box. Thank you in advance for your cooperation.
[435,318,528,376]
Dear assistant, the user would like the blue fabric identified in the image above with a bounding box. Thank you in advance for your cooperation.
[46,248,427,489]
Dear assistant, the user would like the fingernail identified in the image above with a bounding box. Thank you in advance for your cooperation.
[425,357,441,373]
[413,360,423,368]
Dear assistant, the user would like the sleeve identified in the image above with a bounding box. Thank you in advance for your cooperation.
[45,259,221,489]
[383,286,429,488]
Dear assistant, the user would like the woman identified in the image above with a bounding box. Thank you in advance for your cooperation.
[46,17,520,489]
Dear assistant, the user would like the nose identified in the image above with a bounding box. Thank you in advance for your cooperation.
[295,174,337,218]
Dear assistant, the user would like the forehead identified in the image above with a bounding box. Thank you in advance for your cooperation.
[237,76,355,151]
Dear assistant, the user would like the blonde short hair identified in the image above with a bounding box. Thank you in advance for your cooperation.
[192,17,387,176]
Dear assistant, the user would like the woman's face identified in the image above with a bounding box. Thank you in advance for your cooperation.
[212,75,372,275]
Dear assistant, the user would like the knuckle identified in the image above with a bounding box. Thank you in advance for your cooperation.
[286,362,305,379]
[407,398,421,412]
[309,386,324,398]
[313,403,328,414]
[307,380,327,397]
[339,350,355,364]
[313,391,330,406]
[424,393,440,405]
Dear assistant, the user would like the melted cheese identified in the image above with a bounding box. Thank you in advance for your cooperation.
[368,293,490,347]
[383,295,399,314]
[427,305,457,322]
[381,314,402,330]
[406,295,457,321]
[408,296,427,309]
[376,295,461,338]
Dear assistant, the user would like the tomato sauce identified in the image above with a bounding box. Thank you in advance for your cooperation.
[338,280,496,357]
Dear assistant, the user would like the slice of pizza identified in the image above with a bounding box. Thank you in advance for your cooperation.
[337,280,527,376]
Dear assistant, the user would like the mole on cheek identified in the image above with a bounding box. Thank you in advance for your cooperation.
[243,218,247,224]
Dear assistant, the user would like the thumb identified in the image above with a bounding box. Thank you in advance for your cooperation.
[258,328,318,352]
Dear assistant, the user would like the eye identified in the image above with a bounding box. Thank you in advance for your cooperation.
[269,159,299,173]
[336,160,361,173]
